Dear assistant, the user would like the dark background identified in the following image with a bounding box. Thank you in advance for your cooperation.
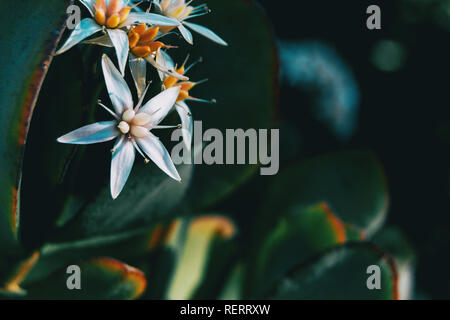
[220,0,450,299]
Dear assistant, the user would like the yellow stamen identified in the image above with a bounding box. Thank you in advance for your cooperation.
[122,109,136,122]
[118,121,130,134]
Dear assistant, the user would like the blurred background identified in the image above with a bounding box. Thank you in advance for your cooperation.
[218,0,450,299]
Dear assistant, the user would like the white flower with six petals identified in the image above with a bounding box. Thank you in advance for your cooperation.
[57,54,182,199]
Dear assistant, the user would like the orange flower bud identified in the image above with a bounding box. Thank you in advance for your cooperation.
[107,0,121,16]
[134,23,147,35]
[106,13,120,28]
[179,81,196,91]
[119,7,132,24]
[95,0,106,12]
[148,41,165,53]
[140,26,160,43]
[159,26,177,34]
[176,65,185,75]
[132,45,152,58]
[164,76,179,89]
[128,30,140,49]
[177,90,190,102]
[95,10,106,25]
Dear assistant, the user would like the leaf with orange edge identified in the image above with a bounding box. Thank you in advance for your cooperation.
[261,150,389,239]
[0,0,70,254]
[247,202,363,296]
[25,257,146,300]
[266,243,399,300]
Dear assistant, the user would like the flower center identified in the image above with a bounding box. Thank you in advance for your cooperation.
[118,109,152,138]
[94,0,133,28]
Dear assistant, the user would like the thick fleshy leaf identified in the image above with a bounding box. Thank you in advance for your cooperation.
[373,227,416,300]
[140,86,181,125]
[248,202,364,296]
[183,21,228,46]
[175,102,193,151]
[166,215,236,299]
[178,24,193,45]
[19,47,103,251]
[50,158,192,241]
[25,257,146,299]
[101,54,134,114]
[136,133,181,181]
[57,121,118,145]
[266,243,399,300]
[22,224,164,286]
[120,12,180,27]
[0,0,71,254]
[110,139,136,199]
[55,18,102,55]
[129,55,147,99]
[106,29,130,76]
[262,150,389,238]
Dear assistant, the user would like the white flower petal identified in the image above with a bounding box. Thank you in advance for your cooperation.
[57,121,118,144]
[107,29,130,76]
[120,12,180,27]
[145,54,188,81]
[140,86,181,125]
[129,54,147,99]
[178,24,193,45]
[101,54,134,115]
[155,49,175,81]
[110,138,136,199]
[175,101,193,151]
[55,18,102,55]
[183,21,228,46]
[136,133,181,181]
[78,0,95,16]
[83,34,113,47]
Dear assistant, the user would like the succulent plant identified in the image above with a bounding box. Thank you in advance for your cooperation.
[0,0,414,300]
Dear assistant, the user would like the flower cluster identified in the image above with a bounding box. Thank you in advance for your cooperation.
[56,0,227,199]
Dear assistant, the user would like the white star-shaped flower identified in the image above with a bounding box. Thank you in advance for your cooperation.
[153,0,228,46]
[57,54,182,199]
[55,0,181,76]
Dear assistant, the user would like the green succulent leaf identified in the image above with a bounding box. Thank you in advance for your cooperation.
[267,243,399,300]
[22,224,161,287]
[373,227,416,299]
[166,215,236,300]
[0,0,70,254]
[25,257,147,300]
[54,162,192,241]
[250,202,364,296]
[263,150,389,237]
